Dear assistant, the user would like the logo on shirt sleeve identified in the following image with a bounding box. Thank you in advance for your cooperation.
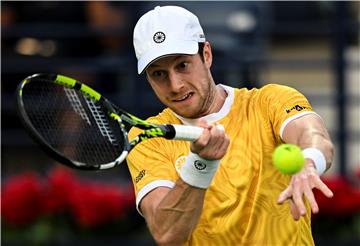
[135,170,146,183]
[286,105,309,113]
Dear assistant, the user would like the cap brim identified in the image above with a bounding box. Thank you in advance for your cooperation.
[137,41,199,74]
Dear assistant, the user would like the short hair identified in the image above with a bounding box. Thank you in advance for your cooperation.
[198,42,205,62]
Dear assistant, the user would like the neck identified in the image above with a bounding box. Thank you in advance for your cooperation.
[189,83,228,119]
[204,84,227,116]
[214,84,228,111]
[174,84,229,125]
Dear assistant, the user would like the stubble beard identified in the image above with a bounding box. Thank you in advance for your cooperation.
[175,79,216,119]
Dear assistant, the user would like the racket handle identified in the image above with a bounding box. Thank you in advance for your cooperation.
[171,124,204,141]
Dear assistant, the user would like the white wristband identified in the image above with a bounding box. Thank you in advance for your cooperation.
[302,148,327,176]
[180,152,220,189]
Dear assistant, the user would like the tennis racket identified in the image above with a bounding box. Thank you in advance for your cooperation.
[16,73,203,170]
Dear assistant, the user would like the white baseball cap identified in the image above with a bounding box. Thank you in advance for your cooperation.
[133,6,206,74]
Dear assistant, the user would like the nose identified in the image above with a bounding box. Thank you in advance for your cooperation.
[168,71,184,93]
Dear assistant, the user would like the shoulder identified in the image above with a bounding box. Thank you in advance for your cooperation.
[258,83,301,95]
[231,83,295,98]
[147,108,181,125]
[230,83,306,106]
[128,108,180,138]
[250,83,307,104]
[231,84,290,103]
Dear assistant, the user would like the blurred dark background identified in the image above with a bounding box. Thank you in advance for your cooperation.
[1,1,359,245]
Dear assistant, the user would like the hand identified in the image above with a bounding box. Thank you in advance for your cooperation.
[277,161,333,220]
[190,119,229,160]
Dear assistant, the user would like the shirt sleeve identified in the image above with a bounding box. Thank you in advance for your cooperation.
[126,126,179,214]
[259,84,317,142]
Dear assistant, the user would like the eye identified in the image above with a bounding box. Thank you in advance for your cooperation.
[151,70,165,78]
[178,61,189,70]
[153,71,161,77]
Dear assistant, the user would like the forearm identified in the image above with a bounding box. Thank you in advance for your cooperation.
[142,120,228,245]
[147,179,206,245]
[279,114,335,219]
[296,126,334,171]
[283,114,334,171]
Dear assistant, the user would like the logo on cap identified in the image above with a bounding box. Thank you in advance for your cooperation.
[153,31,166,43]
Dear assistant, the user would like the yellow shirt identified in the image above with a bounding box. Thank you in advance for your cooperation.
[127,84,316,246]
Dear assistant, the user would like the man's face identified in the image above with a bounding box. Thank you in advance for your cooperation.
[145,43,215,118]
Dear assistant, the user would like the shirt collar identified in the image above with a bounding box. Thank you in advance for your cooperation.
[173,84,234,125]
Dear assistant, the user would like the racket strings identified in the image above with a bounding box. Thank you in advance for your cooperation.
[85,98,118,145]
[21,80,126,166]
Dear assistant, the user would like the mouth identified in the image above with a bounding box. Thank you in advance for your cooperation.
[172,92,194,102]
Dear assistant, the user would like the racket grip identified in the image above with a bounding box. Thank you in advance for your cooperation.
[171,124,204,141]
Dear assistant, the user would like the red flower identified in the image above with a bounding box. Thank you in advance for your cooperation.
[43,166,79,215]
[2,166,136,230]
[356,167,360,180]
[68,181,134,228]
[314,175,360,216]
[1,172,45,227]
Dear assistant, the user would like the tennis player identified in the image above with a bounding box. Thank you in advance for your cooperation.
[127,6,334,245]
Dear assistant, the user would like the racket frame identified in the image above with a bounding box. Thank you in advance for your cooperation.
[16,73,203,170]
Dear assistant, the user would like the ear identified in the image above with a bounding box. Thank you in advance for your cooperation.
[203,41,213,68]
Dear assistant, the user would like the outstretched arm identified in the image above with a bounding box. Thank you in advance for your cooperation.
[277,113,334,220]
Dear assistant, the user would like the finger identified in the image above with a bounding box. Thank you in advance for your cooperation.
[206,124,226,146]
[316,179,334,198]
[198,118,211,129]
[211,137,230,159]
[191,128,211,153]
[194,128,211,145]
[277,187,293,204]
[289,199,301,221]
[199,132,228,158]
[292,188,307,216]
[303,185,319,214]
[215,123,225,132]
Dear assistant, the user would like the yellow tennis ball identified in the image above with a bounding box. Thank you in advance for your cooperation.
[272,144,305,175]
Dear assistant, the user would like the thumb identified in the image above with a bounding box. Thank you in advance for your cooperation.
[277,187,292,204]
[197,118,211,130]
